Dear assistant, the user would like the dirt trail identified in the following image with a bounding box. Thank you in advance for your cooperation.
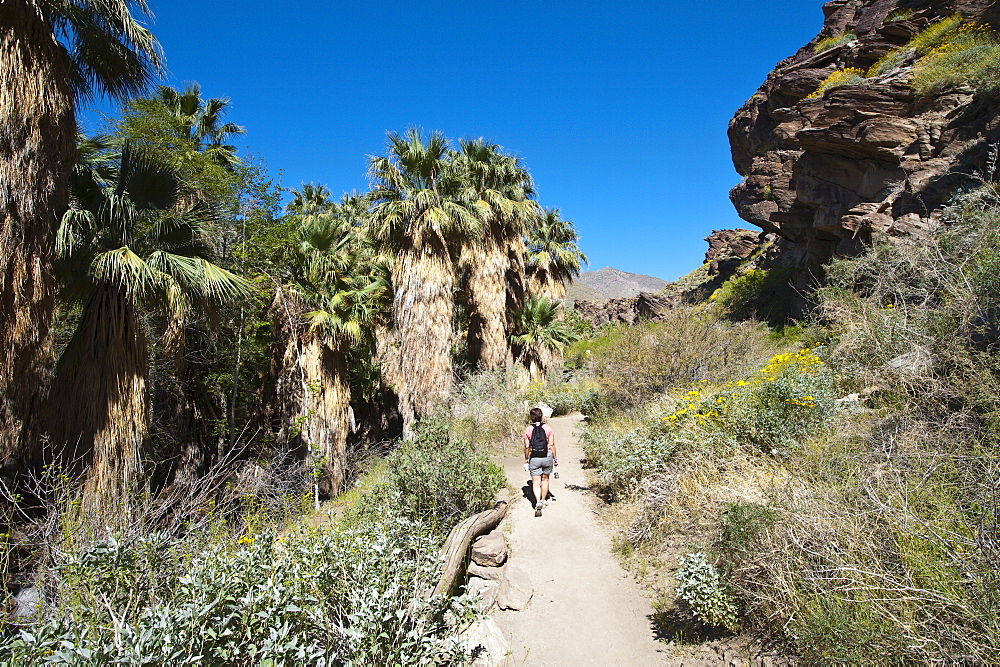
[491,414,669,665]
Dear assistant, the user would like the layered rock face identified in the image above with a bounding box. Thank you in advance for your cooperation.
[730,0,1000,269]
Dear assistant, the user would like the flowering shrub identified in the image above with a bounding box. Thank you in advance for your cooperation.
[912,22,1000,95]
[805,68,867,99]
[584,346,836,498]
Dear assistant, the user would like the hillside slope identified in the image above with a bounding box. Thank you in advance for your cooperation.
[568,267,668,301]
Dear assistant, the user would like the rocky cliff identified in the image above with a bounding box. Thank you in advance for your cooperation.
[730,0,1000,270]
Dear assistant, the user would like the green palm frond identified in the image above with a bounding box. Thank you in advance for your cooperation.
[146,251,249,303]
[47,0,165,103]
[57,207,96,258]
[512,295,577,354]
[526,208,588,283]
[91,246,159,297]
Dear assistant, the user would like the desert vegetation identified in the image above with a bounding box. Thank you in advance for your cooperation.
[558,185,1000,662]
[0,2,586,660]
[805,14,1000,99]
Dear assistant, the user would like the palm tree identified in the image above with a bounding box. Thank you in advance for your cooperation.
[275,186,387,499]
[52,141,247,517]
[366,129,480,433]
[511,296,577,383]
[0,0,163,471]
[155,82,246,168]
[525,208,588,301]
[454,139,538,370]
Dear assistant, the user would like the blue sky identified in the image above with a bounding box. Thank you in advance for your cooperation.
[84,0,823,281]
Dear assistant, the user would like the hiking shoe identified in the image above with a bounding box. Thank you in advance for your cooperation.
[534,504,543,517]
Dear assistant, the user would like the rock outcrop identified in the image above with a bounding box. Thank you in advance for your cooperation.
[729,0,1000,270]
[574,292,674,326]
[572,229,786,326]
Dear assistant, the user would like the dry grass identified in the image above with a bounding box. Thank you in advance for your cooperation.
[584,306,779,410]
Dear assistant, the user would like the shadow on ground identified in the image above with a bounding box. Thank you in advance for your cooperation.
[649,606,731,644]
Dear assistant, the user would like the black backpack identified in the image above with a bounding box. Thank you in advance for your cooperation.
[529,424,548,458]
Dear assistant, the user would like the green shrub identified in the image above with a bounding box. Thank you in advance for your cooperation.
[582,308,776,410]
[580,421,682,500]
[378,417,505,537]
[814,32,856,53]
[886,8,914,22]
[675,552,738,631]
[523,379,599,416]
[711,267,796,325]
[451,367,524,449]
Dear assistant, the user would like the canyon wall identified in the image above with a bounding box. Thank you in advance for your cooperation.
[730,0,1000,270]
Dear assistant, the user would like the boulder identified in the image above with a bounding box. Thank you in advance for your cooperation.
[13,586,40,620]
[574,291,674,327]
[469,562,506,581]
[461,617,509,666]
[471,530,507,567]
[496,565,533,611]
[888,346,935,377]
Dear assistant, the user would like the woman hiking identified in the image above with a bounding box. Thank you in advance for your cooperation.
[524,407,557,517]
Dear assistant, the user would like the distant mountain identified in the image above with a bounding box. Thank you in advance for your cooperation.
[567,267,669,302]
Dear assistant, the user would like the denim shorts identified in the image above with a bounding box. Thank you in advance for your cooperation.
[528,455,553,476]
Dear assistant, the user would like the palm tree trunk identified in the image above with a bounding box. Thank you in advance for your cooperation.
[300,335,349,497]
[393,240,454,434]
[50,285,149,521]
[506,236,527,332]
[160,315,219,491]
[0,2,75,469]
[272,288,350,497]
[461,242,511,370]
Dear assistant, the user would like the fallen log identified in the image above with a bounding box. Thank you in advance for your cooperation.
[432,497,510,598]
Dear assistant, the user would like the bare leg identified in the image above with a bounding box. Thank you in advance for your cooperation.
[532,476,542,507]
[540,474,550,506]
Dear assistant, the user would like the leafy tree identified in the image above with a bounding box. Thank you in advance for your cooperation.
[366,129,480,434]
[454,139,538,370]
[52,140,247,517]
[0,0,162,469]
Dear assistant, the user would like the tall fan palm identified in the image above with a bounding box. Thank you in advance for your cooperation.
[275,186,388,498]
[511,296,577,383]
[0,0,163,469]
[155,82,245,168]
[52,141,247,517]
[454,139,539,370]
[366,129,480,433]
[525,208,588,301]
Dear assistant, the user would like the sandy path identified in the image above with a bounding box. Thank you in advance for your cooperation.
[491,414,668,666]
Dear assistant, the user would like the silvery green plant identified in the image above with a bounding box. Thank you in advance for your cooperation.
[675,551,738,631]
[4,517,476,665]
